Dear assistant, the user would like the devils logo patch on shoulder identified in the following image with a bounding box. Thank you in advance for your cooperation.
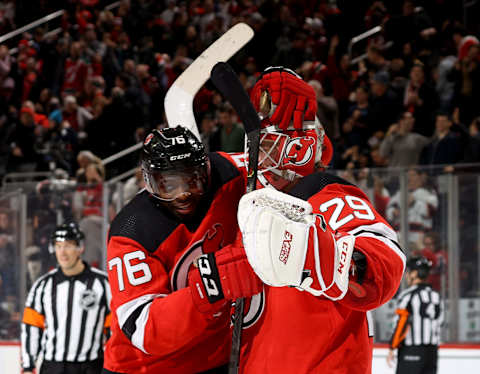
[79,289,98,310]
[144,133,154,145]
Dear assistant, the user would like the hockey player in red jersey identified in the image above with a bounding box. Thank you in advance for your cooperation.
[103,127,262,374]
[232,67,406,373]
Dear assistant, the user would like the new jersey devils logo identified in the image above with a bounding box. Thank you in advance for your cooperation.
[144,133,154,145]
[170,224,225,291]
[284,136,315,166]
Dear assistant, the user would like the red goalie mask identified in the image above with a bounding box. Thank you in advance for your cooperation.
[249,67,333,189]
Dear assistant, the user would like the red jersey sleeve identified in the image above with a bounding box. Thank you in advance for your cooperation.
[309,182,406,310]
[107,235,230,358]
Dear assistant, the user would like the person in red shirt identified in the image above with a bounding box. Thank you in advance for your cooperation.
[205,67,405,373]
[103,127,261,374]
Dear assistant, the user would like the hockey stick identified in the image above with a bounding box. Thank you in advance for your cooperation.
[164,23,254,140]
[210,62,261,374]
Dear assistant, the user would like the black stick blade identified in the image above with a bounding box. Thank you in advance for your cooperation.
[211,62,261,134]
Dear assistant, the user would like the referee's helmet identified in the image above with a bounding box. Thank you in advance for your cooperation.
[406,256,432,279]
[49,222,85,253]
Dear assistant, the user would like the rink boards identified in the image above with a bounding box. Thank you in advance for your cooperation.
[1,342,479,373]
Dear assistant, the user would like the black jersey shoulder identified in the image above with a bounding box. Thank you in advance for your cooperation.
[108,154,240,252]
[208,152,241,193]
[181,152,242,231]
[108,190,179,253]
[289,172,354,201]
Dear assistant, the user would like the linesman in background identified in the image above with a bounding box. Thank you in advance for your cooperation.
[387,256,444,374]
[21,222,111,374]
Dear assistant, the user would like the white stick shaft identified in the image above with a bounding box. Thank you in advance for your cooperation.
[164,23,254,140]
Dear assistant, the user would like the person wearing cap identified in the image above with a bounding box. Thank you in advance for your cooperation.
[21,222,111,374]
[387,256,444,374]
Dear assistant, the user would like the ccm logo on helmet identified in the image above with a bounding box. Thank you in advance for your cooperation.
[279,230,293,265]
[170,153,191,161]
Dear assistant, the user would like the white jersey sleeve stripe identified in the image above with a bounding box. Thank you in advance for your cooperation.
[131,303,153,354]
[351,231,406,270]
[116,293,167,329]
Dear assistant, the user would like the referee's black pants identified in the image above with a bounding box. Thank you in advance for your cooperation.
[396,345,438,374]
[40,359,103,374]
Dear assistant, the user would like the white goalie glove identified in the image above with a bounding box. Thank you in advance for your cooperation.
[238,188,356,300]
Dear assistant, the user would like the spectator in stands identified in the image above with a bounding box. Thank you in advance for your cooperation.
[369,70,402,134]
[0,207,14,241]
[0,44,12,88]
[62,95,93,134]
[74,162,105,267]
[309,79,340,140]
[327,35,354,120]
[386,168,439,247]
[434,48,457,112]
[420,111,462,168]
[414,231,447,292]
[385,0,436,56]
[83,22,106,59]
[450,42,480,125]
[211,103,244,153]
[380,111,430,167]
[25,245,42,287]
[452,26,479,62]
[75,150,102,183]
[462,117,480,163]
[40,37,68,96]
[403,61,438,136]
[366,45,390,73]
[62,41,90,96]
[0,229,17,322]
[372,176,391,217]
[78,75,105,112]
[6,106,39,173]
[111,167,145,214]
[199,113,219,153]
[342,85,370,148]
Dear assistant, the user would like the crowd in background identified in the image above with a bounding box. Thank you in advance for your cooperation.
[0,0,479,340]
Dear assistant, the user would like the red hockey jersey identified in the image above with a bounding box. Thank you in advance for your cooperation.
[238,172,406,374]
[103,152,246,373]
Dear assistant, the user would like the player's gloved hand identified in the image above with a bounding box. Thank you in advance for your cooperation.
[238,188,355,300]
[189,236,263,315]
[251,67,317,130]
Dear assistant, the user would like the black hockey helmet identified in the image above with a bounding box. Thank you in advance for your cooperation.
[406,256,432,279]
[141,127,209,201]
[49,222,85,253]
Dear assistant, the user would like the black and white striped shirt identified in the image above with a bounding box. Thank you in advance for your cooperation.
[21,263,111,371]
[390,283,444,348]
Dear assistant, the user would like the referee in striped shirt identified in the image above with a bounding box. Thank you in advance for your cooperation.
[21,222,111,374]
[387,256,444,374]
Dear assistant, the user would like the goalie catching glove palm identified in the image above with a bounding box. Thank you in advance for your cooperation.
[238,189,356,300]
[189,234,263,315]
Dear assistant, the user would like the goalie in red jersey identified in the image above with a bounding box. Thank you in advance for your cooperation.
[229,67,406,373]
